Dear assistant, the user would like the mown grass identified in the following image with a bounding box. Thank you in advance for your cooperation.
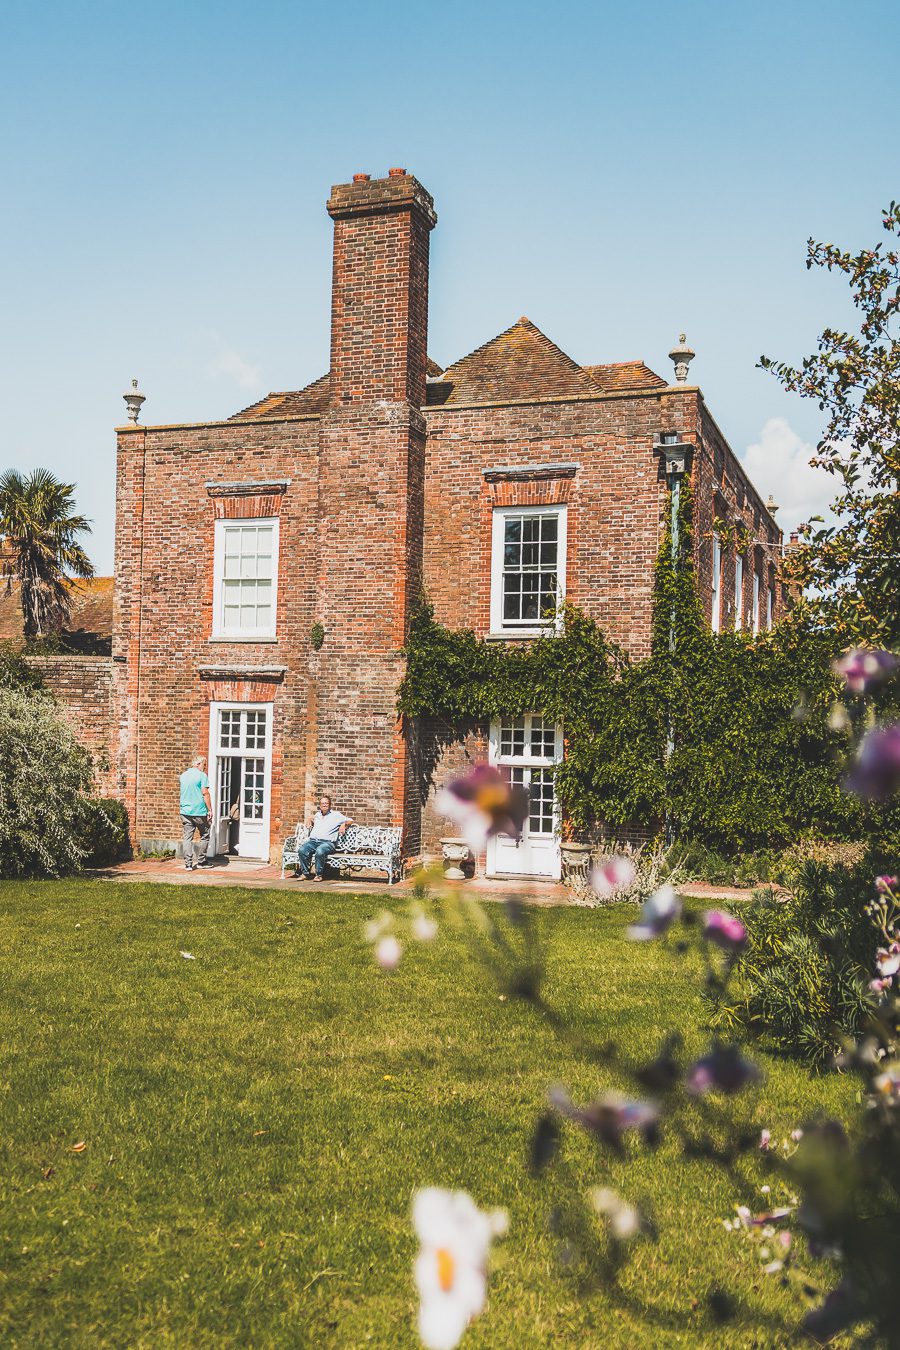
[0,881,853,1348]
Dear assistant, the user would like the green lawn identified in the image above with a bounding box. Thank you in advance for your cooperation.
[0,881,852,1348]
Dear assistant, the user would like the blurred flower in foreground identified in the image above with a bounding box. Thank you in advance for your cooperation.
[375,935,403,970]
[844,724,900,799]
[832,648,898,695]
[436,765,530,853]
[590,855,636,898]
[872,1063,900,1101]
[549,1085,660,1154]
[702,909,748,953]
[413,914,439,943]
[626,884,681,940]
[686,1043,762,1096]
[590,1186,642,1240]
[412,1187,507,1350]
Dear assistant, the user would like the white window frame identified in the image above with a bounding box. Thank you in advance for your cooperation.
[490,504,567,636]
[734,554,744,629]
[766,584,774,630]
[752,570,761,635]
[212,516,279,641]
[711,536,722,633]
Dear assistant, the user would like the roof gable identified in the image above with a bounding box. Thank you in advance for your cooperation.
[427,317,601,406]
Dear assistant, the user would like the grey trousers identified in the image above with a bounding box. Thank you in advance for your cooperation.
[181,813,211,864]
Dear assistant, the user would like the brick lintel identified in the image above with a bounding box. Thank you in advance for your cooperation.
[198,665,287,682]
[205,480,291,497]
[483,462,578,482]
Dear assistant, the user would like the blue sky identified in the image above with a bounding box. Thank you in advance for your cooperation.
[1,0,897,572]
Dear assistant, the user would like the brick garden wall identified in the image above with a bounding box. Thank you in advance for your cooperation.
[31,656,115,795]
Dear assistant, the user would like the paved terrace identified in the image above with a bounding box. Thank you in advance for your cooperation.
[98,857,754,904]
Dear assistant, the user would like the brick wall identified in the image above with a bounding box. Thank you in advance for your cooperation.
[30,656,115,794]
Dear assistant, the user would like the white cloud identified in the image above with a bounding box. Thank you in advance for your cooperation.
[740,417,836,536]
[205,346,262,391]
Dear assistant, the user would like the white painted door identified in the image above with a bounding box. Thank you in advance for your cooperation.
[208,703,273,860]
[486,715,562,879]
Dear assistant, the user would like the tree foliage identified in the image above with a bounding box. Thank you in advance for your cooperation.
[0,686,99,877]
[0,467,94,640]
[760,203,900,646]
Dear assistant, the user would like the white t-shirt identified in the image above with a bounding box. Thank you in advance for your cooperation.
[310,809,350,843]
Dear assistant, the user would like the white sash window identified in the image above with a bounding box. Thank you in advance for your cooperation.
[213,518,279,640]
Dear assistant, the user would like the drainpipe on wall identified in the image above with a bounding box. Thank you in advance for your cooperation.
[655,433,693,846]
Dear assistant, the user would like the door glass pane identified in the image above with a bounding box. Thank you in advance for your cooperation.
[529,768,555,835]
[243,758,265,820]
[499,717,526,759]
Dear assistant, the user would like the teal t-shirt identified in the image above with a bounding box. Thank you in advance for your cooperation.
[180,769,210,816]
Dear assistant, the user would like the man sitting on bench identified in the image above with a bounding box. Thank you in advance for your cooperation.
[297,794,353,881]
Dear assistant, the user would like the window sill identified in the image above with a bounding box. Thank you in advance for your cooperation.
[485,629,555,641]
[209,636,279,644]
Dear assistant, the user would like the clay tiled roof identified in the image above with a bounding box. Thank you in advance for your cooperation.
[229,374,332,421]
[228,331,666,419]
[0,575,114,652]
[230,358,446,422]
[582,361,666,392]
[426,317,602,407]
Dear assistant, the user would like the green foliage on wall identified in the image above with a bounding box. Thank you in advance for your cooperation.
[399,482,862,851]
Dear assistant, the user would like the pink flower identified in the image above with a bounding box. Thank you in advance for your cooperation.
[759,1129,771,1151]
[626,885,681,940]
[702,909,748,952]
[590,855,636,897]
[549,1085,659,1154]
[876,875,898,894]
[844,724,900,799]
[435,765,530,853]
[832,648,898,695]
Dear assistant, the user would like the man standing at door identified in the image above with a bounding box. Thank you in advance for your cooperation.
[297,794,352,881]
[180,755,212,871]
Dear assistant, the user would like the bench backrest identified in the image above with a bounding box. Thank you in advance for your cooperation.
[291,823,401,855]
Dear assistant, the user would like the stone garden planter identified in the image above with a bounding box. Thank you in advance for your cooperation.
[440,837,471,880]
[560,841,594,880]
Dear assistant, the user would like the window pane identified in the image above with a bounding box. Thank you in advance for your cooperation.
[541,516,558,541]
[504,518,521,543]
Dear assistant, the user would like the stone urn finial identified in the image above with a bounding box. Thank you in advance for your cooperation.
[765,493,779,515]
[668,333,695,383]
[123,378,146,424]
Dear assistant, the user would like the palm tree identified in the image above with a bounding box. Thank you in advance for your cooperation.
[0,468,95,640]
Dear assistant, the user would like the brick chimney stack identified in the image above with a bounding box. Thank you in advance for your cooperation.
[327,170,436,407]
[312,171,437,846]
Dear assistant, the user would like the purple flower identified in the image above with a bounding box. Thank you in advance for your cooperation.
[832,647,898,695]
[435,765,530,852]
[549,1085,659,1155]
[875,874,898,894]
[686,1043,762,1096]
[702,909,748,952]
[626,885,681,941]
[844,723,900,799]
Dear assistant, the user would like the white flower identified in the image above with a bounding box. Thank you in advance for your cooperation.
[590,1186,640,1240]
[412,1188,506,1350]
[413,915,438,943]
[375,935,402,970]
[626,884,682,940]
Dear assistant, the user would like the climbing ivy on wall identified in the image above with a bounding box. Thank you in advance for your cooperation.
[399,482,863,851]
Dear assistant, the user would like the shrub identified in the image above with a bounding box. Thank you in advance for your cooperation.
[725,860,876,1065]
[78,796,131,867]
[0,641,44,693]
[0,686,97,877]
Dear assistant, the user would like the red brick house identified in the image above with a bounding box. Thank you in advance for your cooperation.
[111,169,783,877]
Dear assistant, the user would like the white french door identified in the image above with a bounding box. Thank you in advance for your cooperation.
[208,703,273,860]
[486,715,563,879]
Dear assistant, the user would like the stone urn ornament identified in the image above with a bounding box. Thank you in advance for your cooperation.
[559,840,594,879]
[440,837,471,880]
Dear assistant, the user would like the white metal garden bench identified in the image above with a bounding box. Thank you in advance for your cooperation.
[281,823,403,884]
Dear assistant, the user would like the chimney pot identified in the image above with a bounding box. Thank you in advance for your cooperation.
[388,167,406,177]
[353,173,370,183]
